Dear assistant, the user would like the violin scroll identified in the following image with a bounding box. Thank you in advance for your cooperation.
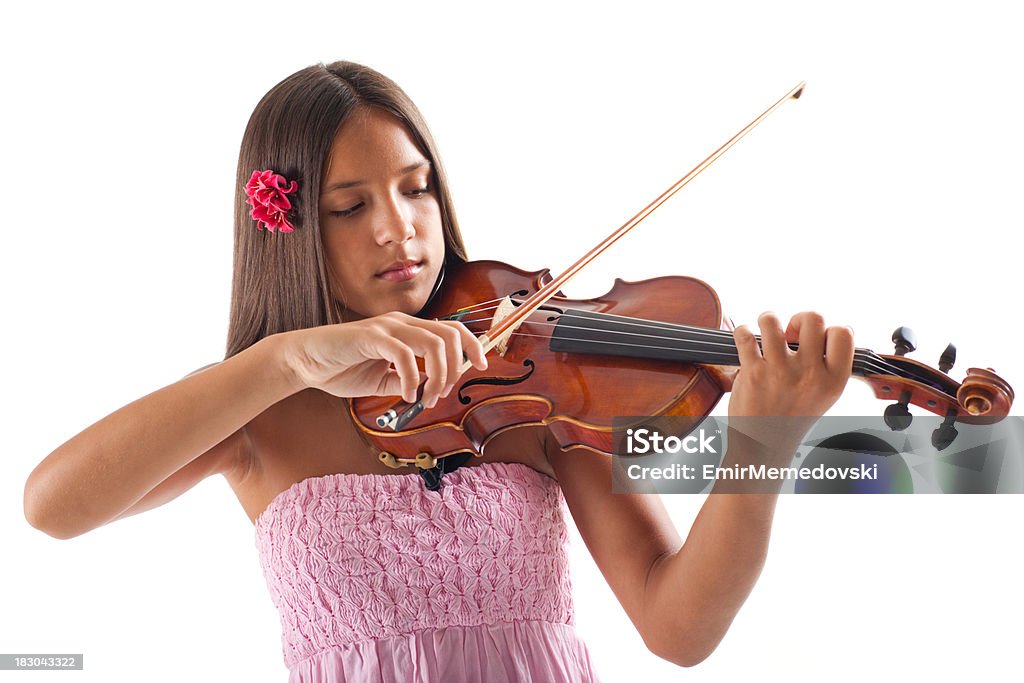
[862,354,1013,428]
[957,367,1014,420]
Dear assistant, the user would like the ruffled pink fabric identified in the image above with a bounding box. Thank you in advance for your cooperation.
[254,462,602,682]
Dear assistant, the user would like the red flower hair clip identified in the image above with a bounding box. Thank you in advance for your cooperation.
[244,169,299,233]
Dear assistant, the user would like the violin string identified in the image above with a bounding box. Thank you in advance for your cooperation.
[450,301,754,347]
[453,312,919,382]
[456,313,729,338]
[466,316,783,350]
[492,329,881,372]
[445,300,918,381]
[442,299,574,320]
[454,311,899,373]
[452,300,813,343]
[441,296,576,319]
[458,313,744,343]
[442,297,510,317]
[492,330,925,386]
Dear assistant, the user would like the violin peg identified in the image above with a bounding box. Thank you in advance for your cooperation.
[939,343,957,373]
[883,390,913,431]
[884,403,913,431]
[891,326,917,356]
[931,411,959,451]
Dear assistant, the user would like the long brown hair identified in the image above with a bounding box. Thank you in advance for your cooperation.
[225,61,467,359]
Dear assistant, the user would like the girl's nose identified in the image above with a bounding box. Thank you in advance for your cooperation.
[373,196,415,246]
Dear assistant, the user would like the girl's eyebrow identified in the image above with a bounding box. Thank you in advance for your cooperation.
[322,161,430,193]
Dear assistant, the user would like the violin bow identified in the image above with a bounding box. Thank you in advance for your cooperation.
[377,81,807,431]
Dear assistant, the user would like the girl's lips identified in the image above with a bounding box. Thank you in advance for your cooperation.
[376,261,423,282]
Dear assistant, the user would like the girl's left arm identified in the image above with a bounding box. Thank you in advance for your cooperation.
[547,311,853,668]
[548,440,779,668]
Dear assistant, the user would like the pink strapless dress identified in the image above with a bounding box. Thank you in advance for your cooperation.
[254,461,603,682]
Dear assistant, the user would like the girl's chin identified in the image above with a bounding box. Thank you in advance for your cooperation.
[340,293,431,320]
[336,269,441,319]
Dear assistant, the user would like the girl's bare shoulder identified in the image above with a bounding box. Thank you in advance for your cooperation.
[229,390,556,524]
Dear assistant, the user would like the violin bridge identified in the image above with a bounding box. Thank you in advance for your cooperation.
[489,295,520,357]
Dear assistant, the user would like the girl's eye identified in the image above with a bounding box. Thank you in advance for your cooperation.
[330,203,363,218]
[329,187,430,219]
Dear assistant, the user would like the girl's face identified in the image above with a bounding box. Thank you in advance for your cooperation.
[318,107,446,319]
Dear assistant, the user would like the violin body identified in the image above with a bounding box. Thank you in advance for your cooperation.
[351,260,1014,467]
[350,260,736,462]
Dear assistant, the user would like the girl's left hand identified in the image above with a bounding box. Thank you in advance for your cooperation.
[728,310,854,423]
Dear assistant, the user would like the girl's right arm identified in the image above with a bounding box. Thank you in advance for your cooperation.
[23,332,300,540]
[23,313,486,540]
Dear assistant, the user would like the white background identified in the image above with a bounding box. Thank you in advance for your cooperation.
[3,1,1022,681]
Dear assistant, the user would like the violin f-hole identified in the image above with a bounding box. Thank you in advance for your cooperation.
[457,360,536,405]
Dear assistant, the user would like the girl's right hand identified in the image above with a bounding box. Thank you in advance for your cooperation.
[282,312,488,408]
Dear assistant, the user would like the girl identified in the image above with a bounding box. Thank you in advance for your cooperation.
[24,60,854,682]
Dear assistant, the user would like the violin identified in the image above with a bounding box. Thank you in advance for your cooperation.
[348,83,1015,486]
